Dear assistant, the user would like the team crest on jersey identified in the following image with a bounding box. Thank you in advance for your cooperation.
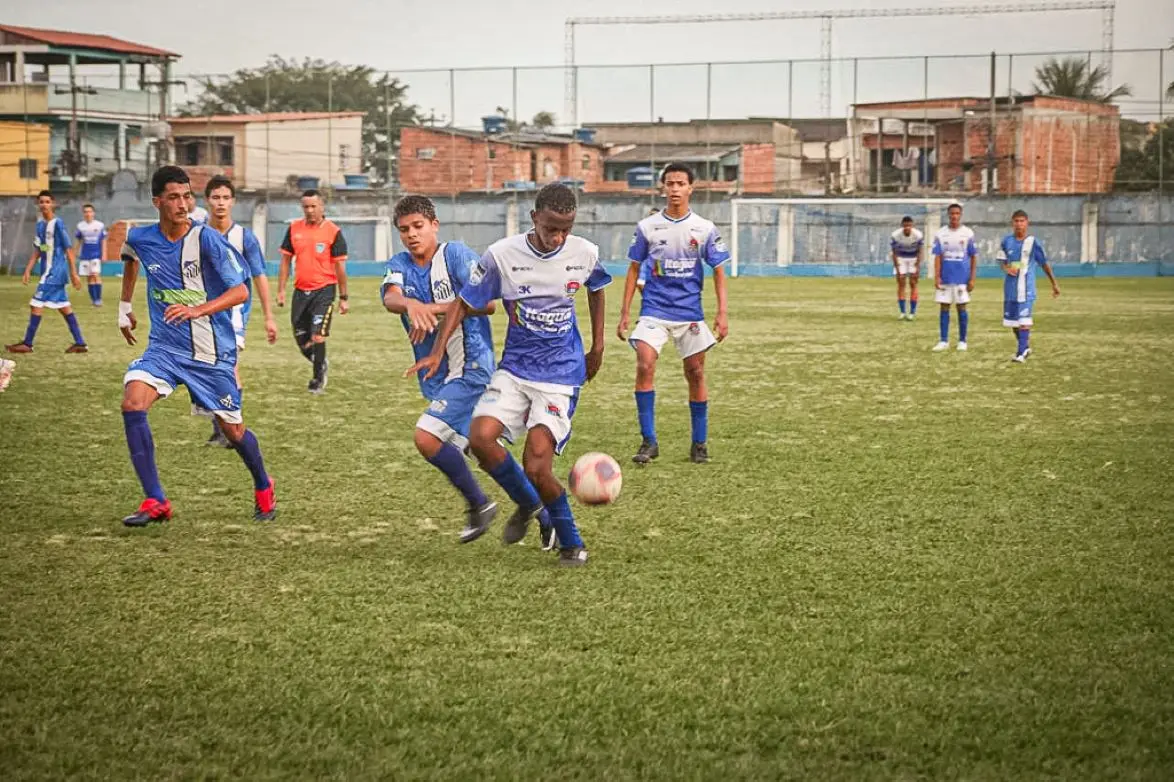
[689,322,701,335]
[433,279,453,300]
[182,258,200,280]
[689,237,699,250]
[714,235,727,253]
[546,403,562,418]
[315,242,327,254]
[565,280,581,297]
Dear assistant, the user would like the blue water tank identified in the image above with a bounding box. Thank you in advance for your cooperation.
[482,115,508,135]
[343,174,369,189]
[626,166,655,189]
[574,127,597,144]
[295,176,320,191]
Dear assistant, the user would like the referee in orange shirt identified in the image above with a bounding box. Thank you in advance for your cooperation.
[277,189,349,393]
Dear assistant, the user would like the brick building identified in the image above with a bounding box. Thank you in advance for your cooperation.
[852,95,1120,194]
[398,126,605,195]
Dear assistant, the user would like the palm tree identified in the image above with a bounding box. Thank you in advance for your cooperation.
[1031,56,1131,102]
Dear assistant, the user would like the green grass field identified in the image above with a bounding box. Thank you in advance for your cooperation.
[1,275,1172,780]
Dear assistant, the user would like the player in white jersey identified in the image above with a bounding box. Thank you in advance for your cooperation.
[931,203,978,351]
[407,184,612,567]
[76,203,107,306]
[201,175,278,446]
[618,163,729,465]
[890,216,923,320]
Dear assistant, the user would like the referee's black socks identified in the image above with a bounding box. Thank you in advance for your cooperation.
[312,342,327,380]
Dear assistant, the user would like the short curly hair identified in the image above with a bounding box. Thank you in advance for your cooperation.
[534,183,577,215]
[394,195,437,225]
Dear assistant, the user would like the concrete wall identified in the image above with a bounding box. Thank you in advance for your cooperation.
[2,192,1169,276]
[241,117,363,191]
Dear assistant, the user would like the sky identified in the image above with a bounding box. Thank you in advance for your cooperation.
[7,0,1173,126]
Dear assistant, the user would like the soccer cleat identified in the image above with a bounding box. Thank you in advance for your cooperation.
[907,313,916,321]
[5,342,33,354]
[632,438,659,465]
[540,522,558,552]
[1024,347,1033,358]
[122,498,172,527]
[931,341,949,352]
[690,441,710,464]
[898,313,906,320]
[1012,353,1027,363]
[307,377,324,394]
[65,343,88,354]
[502,503,540,545]
[254,480,277,522]
[0,359,15,392]
[94,300,103,307]
[558,547,589,567]
[956,342,968,352]
[460,500,498,543]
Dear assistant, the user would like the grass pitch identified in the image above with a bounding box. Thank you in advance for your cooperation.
[1,275,1172,780]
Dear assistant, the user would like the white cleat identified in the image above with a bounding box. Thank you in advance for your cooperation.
[1012,353,1027,363]
[956,342,968,352]
[898,313,908,320]
[932,341,949,352]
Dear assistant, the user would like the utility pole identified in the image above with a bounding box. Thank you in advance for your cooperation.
[988,51,998,194]
[142,61,185,165]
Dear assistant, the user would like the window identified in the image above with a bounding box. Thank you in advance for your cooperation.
[338,144,350,169]
[217,139,234,166]
[416,147,436,160]
[18,158,37,179]
[582,154,591,170]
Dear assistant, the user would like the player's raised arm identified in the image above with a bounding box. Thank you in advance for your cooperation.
[277,225,293,307]
[617,225,649,341]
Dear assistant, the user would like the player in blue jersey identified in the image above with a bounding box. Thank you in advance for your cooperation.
[891,216,924,320]
[201,175,278,447]
[407,184,611,567]
[999,210,1060,363]
[76,204,107,306]
[931,202,978,352]
[617,163,729,465]
[117,166,276,527]
[6,191,87,355]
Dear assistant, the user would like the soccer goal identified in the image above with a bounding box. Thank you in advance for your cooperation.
[729,198,959,277]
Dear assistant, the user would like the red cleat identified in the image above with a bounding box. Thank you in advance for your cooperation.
[5,342,33,354]
[122,498,172,527]
[254,480,277,522]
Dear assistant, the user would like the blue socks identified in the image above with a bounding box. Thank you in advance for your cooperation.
[123,410,165,502]
[232,428,271,491]
[958,309,969,342]
[939,310,950,342]
[1017,328,1030,355]
[910,297,918,315]
[898,299,907,315]
[88,283,102,305]
[22,314,41,346]
[635,390,656,442]
[64,312,85,345]
[690,400,708,444]
[428,442,489,509]
[487,452,542,511]
[544,492,583,549]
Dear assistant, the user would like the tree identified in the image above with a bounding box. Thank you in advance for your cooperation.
[1114,118,1174,191]
[531,111,556,131]
[1031,56,1131,103]
[180,56,418,184]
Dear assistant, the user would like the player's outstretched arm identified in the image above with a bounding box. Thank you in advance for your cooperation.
[616,262,640,341]
[712,265,729,342]
[587,287,606,382]
[405,297,469,380]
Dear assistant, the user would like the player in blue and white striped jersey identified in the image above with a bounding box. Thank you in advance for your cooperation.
[890,216,923,320]
[999,209,1060,363]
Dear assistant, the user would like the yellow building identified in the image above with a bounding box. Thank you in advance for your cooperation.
[0,120,49,195]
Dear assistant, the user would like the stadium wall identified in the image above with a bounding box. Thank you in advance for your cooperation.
[1,193,1170,277]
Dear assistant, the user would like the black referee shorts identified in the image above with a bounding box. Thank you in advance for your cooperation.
[291,284,336,344]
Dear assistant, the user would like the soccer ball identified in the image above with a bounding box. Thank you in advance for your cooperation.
[569,452,623,505]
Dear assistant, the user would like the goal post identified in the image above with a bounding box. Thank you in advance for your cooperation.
[729,197,959,277]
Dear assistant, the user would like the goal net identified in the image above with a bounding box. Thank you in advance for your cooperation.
[729,198,958,277]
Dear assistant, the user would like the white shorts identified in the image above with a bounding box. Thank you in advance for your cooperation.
[78,260,103,277]
[471,370,578,454]
[630,316,717,359]
[934,284,971,305]
[894,258,920,276]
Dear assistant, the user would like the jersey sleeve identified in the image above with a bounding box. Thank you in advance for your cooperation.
[448,244,481,290]
[996,236,1008,262]
[627,224,649,264]
[242,230,268,277]
[99,222,108,241]
[460,250,503,310]
[931,235,942,256]
[966,233,977,258]
[76,223,84,240]
[586,250,613,292]
[202,228,246,288]
[330,228,348,260]
[704,226,730,269]
[280,226,294,255]
[380,255,405,298]
[636,257,653,288]
[1033,239,1048,266]
[56,220,72,249]
[120,231,139,263]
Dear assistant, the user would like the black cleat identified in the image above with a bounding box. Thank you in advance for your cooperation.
[540,523,558,552]
[632,438,659,465]
[558,547,589,567]
[460,501,498,543]
[690,441,710,464]
[307,377,324,394]
[502,503,540,545]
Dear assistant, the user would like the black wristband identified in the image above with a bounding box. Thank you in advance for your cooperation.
[339,294,349,301]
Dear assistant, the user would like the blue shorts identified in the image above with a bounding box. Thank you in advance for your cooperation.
[1003,298,1035,328]
[30,283,70,309]
[125,347,243,424]
[416,377,487,450]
